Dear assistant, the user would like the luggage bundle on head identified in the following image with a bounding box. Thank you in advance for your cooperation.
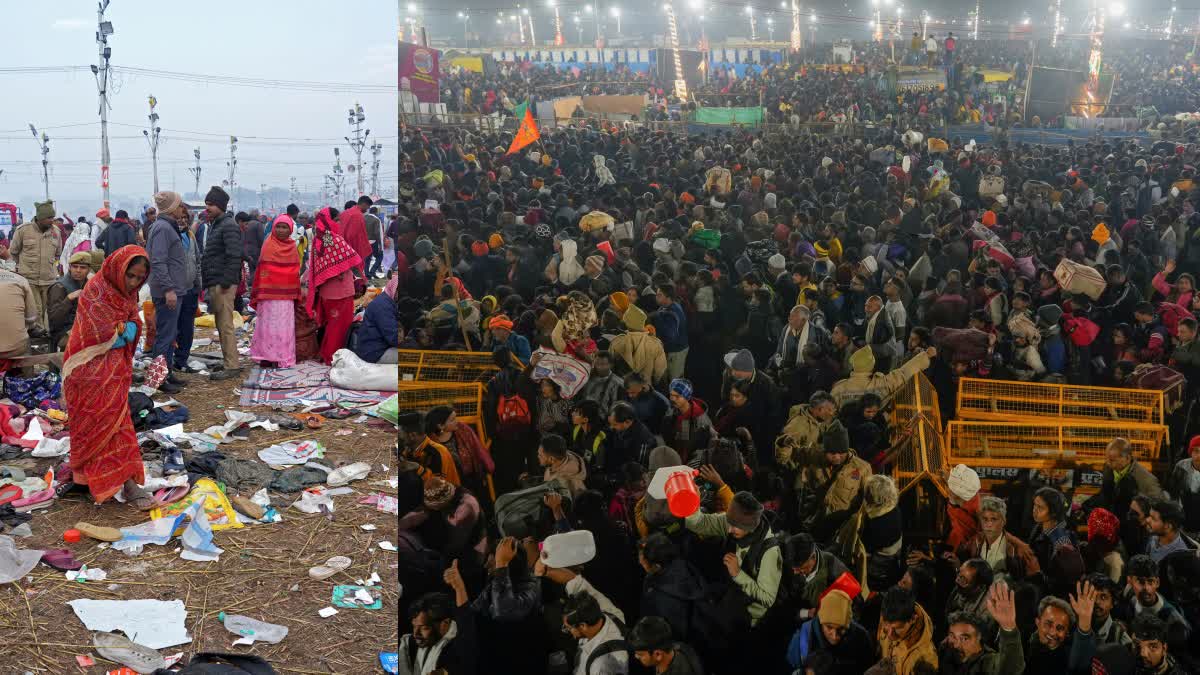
[418,207,445,233]
[494,481,573,539]
[926,138,949,154]
[932,327,991,363]
[1053,259,1107,301]
[1022,180,1054,200]
[744,239,779,266]
[869,147,894,165]
[979,172,1005,199]
[579,210,615,233]
[705,167,732,195]
[1129,364,1186,412]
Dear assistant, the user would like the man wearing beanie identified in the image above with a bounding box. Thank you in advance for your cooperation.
[683,489,783,630]
[146,191,196,394]
[10,200,63,331]
[199,186,244,380]
[786,588,874,674]
[939,582,1025,675]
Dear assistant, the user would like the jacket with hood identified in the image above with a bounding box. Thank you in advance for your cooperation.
[876,603,939,675]
[661,398,714,464]
[554,239,585,286]
[775,404,833,471]
[609,305,668,383]
[683,510,783,627]
[831,348,931,409]
[201,211,244,288]
[545,450,588,497]
[787,618,874,674]
[97,217,137,256]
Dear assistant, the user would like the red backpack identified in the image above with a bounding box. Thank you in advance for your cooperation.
[1157,301,1192,338]
[497,392,531,432]
[1063,315,1100,347]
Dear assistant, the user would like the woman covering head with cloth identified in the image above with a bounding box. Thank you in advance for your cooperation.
[249,214,301,368]
[305,207,362,364]
[62,245,149,505]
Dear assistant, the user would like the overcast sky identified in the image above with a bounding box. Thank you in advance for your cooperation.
[0,0,397,218]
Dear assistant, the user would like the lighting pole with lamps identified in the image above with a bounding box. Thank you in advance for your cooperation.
[611,6,621,35]
[790,0,803,51]
[746,5,757,40]
[29,124,50,201]
[457,11,470,46]
[549,0,563,45]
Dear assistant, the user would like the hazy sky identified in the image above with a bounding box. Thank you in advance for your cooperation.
[0,0,397,218]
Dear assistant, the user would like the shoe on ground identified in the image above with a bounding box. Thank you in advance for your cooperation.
[158,381,182,395]
[231,494,265,521]
[209,368,243,382]
[176,365,203,374]
[166,373,188,386]
[74,521,123,542]
[132,373,145,385]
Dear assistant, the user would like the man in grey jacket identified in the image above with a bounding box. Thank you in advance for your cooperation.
[146,191,193,394]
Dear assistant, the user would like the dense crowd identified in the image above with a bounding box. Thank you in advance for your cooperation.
[397,43,1200,675]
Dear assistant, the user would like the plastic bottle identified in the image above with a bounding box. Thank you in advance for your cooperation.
[539,530,597,568]
[219,613,289,644]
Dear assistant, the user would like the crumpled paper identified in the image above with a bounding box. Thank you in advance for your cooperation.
[111,499,224,561]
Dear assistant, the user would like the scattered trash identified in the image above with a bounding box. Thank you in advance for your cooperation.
[66,566,107,582]
[30,436,69,458]
[76,655,95,667]
[377,541,396,552]
[359,524,377,531]
[219,612,289,645]
[94,630,167,674]
[68,598,191,649]
[0,534,41,584]
[148,478,243,532]
[317,606,338,618]
[308,556,351,580]
[332,585,382,610]
[113,500,224,562]
[290,486,353,514]
[359,493,398,515]
[258,440,325,466]
[75,522,123,542]
[326,461,371,487]
[40,549,82,571]
[231,495,265,521]
[380,652,399,674]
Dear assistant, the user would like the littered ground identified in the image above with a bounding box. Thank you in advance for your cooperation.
[0,329,399,674]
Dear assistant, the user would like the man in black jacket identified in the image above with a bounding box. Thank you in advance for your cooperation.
[199,186,243,381]
[400,568,478,675]
[239,212,263,289]
[97,210,139,257]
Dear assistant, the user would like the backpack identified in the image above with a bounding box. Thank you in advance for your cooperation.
[1157,302,1192,338]
[1063,315,1101,347]
[583,614,631,675]
[494,481,572,539]
[128,392,157,431]
[497,392,532,433]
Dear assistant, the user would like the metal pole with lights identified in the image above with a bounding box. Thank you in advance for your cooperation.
[611,6,621,35]
[227,136,238,207]
[550,0,563,45]
[188,148,201,201]
[144,95,162,194]
[457,12,470,46]
[93,0,113,209]
[370,141,383,197]
[346,103,369,197]
[746,5,757,40]
[29,124,50,201]
[973,0,981,39]
[331,149,345,205]
[790,0,803,51]
[664,0,688,101]
[522,7,535,44]
[872,0,883,41]
[1052,0,1062,47]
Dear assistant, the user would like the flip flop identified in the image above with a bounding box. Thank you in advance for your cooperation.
[308,555,352,580]
[74,521,123,542]
[152,486,189,507]
[40,549,82,571]
[93,631,167,674]
[0,484,21,506]
[11,489,53,513]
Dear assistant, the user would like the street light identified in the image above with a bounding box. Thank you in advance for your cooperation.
[611,6,621,34]
[767,16,775,41]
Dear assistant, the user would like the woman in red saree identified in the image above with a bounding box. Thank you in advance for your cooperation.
[249,215,301,367]
[306,207,362,365]
[62,245,149,504]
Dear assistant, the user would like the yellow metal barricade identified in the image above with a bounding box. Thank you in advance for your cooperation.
[956,377,1174,426]
[889,372,943,433]
[398,349,499,383]
[889,417,948,495]
[945,419,1165,470]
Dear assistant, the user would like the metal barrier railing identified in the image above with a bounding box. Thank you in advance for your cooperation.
[398,349,499,384]
[956,377,1179,440]
[945,419,1166,470]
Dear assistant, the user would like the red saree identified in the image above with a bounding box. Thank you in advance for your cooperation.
[63,245,147,503]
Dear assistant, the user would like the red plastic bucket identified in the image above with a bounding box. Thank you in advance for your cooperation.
[664,471,700,518]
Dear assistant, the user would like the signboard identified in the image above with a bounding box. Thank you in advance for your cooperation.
[399,42,441,105]
[101,165,110,189]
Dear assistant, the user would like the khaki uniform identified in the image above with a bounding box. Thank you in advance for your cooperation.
[810,451,873,513]
[9,223,63,330]
[831,350,930,409]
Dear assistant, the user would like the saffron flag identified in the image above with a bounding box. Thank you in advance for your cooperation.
[506,106,540,156]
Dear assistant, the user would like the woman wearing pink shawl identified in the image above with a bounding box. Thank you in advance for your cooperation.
[306,207,362,364]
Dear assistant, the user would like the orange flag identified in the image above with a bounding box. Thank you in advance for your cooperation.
[506,106,540,156]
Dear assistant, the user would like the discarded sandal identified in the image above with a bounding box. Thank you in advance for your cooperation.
[303,415,324,430]
[0,484,21,506]
[40,549,82,571]
[11,488,54,513]
[93,631,167,674]
[308,555,351,580]
[152,486,189,507]
[74,521,123,542]
[231,494,265,521]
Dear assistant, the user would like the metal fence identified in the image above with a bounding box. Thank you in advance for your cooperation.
[956,376,1178,431]
[945,419,1166,470]
[397,349,499,384]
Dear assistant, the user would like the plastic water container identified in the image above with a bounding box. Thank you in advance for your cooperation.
[540,530,596,568]
[647,465,701,518]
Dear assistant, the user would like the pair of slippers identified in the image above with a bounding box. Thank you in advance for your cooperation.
[126,485,189,512]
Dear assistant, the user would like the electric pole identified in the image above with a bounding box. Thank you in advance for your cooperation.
[345,103,369,197]
[370,141,383,197]
[259,183,267,211]
[289,177,298,206]
[332,148,345,205]
[144,95,162,193]
[227,136,238,207]
[29,124,50,201]
[188,148,201,201]
[93,0,114,209]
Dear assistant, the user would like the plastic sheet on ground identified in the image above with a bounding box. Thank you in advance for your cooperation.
[291,486,354,514]
[113,499,224,561]
[0,534,42,584]
[258,440,325,466]
[148,478,242,533]
[67,598,191,649]
[187,410,258,445]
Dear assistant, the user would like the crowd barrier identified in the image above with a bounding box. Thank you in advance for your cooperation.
[398,349,499,383]
[956,377,1173,427]
[944,419,1166,470]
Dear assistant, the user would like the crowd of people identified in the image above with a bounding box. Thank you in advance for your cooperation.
[398,43,1200,675]
[0,187,399,508]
